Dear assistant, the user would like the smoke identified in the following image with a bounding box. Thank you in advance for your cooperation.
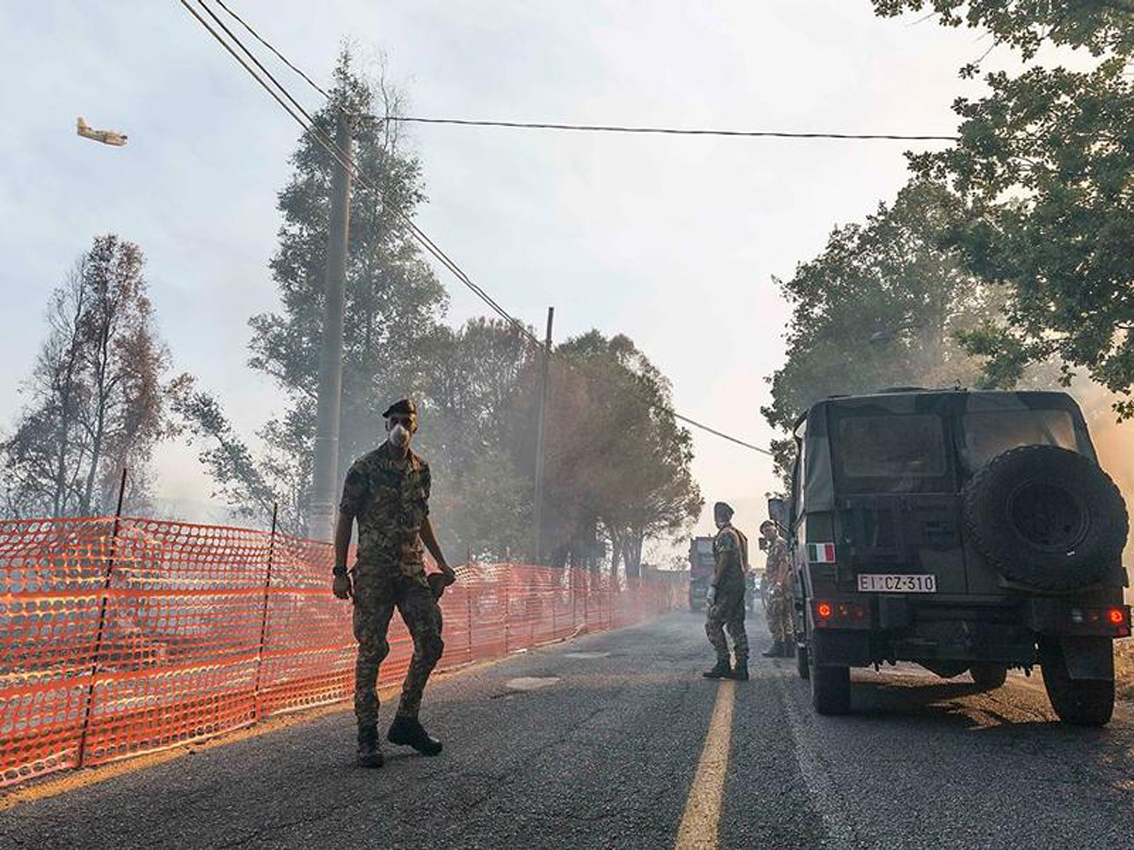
[1070,383,1134,599]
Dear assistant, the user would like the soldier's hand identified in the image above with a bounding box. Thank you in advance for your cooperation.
[332,573,353,600]
[438,560,457,585]
[427,572,448,600]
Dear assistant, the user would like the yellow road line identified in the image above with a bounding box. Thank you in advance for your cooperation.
[675,680,736,850]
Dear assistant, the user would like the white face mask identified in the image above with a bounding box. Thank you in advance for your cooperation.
[389,423,411,448]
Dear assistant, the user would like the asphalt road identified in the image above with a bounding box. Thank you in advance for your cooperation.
[2,610,1132,849]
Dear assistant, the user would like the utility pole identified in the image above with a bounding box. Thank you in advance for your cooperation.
[310,110,353,541]
[532,306,554,563]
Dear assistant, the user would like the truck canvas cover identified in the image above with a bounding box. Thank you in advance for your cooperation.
[797,390,1096,512]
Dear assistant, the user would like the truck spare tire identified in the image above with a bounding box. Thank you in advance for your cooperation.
[962,445,1128,590]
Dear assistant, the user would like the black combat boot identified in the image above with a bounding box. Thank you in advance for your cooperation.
[727,659,749,681]
[356,724,384,768]
[387,715,443,756]
[702,659,732,679]
[762,641,783,658]
[779,641,796,659]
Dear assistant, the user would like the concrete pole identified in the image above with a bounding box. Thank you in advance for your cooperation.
[310,110,353,541]
[532,307,554,563]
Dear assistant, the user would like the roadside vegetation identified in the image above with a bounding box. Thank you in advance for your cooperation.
[0,49,701,575]
[0,235,189,517]
[769,3,1134,698]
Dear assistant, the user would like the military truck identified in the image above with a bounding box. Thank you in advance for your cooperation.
[777,388,1131,725]
[688,536,714,610]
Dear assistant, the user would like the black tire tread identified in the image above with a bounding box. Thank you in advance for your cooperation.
[809,653,850,715]
[1041,642,1115,726]
[962,445,1128,590]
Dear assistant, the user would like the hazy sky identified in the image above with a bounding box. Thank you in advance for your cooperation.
[0,2,1016,539]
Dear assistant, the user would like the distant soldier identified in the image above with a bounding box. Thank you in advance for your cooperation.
[332,399,456,768]
[761,520,794,658]
[703,501,750,681]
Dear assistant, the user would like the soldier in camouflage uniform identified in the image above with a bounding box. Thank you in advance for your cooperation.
[761,520,794,658]
[703,502,750,681]
[332,399,456,768]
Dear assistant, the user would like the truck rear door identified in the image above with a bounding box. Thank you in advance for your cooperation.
[828,405,967,595]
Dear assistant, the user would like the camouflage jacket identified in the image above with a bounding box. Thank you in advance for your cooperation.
[765,538,791,585]
[339,441,432,578]
[712,524,745,592]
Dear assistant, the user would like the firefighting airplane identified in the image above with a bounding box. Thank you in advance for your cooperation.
[76,117,128,147]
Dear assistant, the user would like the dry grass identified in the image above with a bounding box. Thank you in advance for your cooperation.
[1116,639,1134,701]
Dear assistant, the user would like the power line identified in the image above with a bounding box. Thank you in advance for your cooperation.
[207,3,956,145]
[181,0,774,458]
[390,116,960,143]
[189,0,774,457]
[212,0,330,99]
[188,1,523,331]
[208,3,955,146]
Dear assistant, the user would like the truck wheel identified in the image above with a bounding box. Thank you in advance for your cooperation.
[809,651,850,715]
[963,445,1127,590]
[797,642,810,680]
[969,663,1008,690]
[1041,640,1114,726]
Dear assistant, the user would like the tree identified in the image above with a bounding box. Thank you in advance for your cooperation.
[176,48,701,568]
[416,317,537,561]
[1,235,185,518]
[170,389,285,527]
[531,332,703,577]
[871,2,1134,60]
[872,1,1134,415]
[181,48,446,533]
[762,180,998,480]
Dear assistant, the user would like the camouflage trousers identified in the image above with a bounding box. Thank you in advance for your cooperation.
[766,583,792,643]
[352,572,444,727]
[705,588,748,664]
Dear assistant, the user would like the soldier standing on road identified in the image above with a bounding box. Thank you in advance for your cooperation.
[761,520,794,658]
[703,501,750,682]
[332,399,457,768]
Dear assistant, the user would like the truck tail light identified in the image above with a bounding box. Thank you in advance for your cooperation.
[1108,606,1131,637]
[812,598,870,629]
[1068,605,1130,636]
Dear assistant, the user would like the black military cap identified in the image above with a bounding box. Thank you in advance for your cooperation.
[382,399,417,418]
[713,501,734,519]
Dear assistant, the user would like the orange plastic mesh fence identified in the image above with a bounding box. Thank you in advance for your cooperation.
[0,516,682,787]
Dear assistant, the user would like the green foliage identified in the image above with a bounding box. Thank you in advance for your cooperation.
[415,318,536,561]
[171,389,286,528]
[181,49,447,532]
[179,47,700,568]
[537,332,703,575]
[762,180,997,480]
[872,1,1134,417]
[871,1,1134,61]
[249,48,447,503]
[910,61,1134,409]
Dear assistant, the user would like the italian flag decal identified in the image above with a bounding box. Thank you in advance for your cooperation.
[807,543,836,563]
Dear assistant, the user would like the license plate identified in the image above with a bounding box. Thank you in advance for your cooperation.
[857,573,937,593]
